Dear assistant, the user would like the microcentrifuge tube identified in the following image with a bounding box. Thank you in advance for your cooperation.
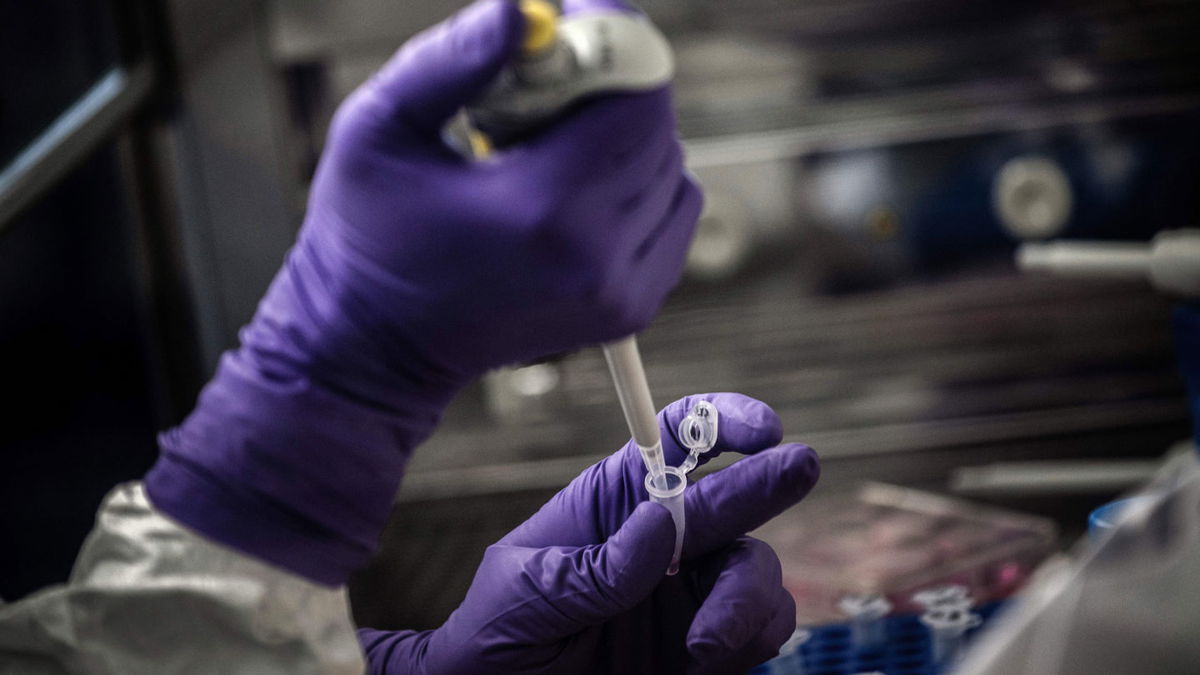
[920,604,981,666]
[645,401,721,575]
[644,466,687,575]
[912,585,971,610]
[838,594,892,649]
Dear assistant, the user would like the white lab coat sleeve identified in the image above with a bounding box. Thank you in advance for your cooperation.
[0,482,365,674]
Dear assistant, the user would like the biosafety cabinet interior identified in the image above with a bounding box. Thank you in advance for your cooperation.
[1,0,1198,630]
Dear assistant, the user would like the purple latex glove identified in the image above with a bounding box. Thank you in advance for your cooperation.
[144,0,701,586]
[359,393,821,674]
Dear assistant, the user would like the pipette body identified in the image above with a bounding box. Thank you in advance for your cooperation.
[466,0,684,574]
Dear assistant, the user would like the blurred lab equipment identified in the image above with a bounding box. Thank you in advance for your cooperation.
[838,594,893,650]
[1019,226,1200,438]
[751,601,1003,675]
[754,483,1057,625]
[1019,229,1200,299]
[942,165,1200,673]
[0,0,188,601]
[956,449,1200,675]
[919,600,981,667]
[1086,495,1153,540]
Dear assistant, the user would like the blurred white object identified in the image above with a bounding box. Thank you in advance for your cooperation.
[686,188,754,280]
[993,156,1074,240]
[484,363,561,423]
[838,594,892,649]
[755,483,1056,624]
[472,7,674,130]
[1018,229,1200,298]
[921,602,981,665]
[913,585,972,610]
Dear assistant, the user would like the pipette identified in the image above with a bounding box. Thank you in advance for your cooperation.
[465,0,686,575]
[602,337,687,576]
[603,338,721,575]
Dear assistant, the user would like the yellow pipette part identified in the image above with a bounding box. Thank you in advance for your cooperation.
[520,0,559,55]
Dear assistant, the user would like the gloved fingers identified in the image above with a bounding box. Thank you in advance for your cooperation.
[690,588,797,675]
[512,108,681,263]
[579,174,699,340]
[621,146,692,258]
[760,589,802,668]
[562,0,638,15]
[600,121,685,238]
[358,0,523,137]
[682,442,819,559]
[635,170,703,260]
[514,88,676,187]
[496,445,648,550]
[615,174,703,323]
[685,538,797,674]
[531,501,675,638]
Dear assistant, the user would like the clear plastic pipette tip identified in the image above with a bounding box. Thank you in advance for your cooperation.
[645,465,686,574]
[638,441,668,489]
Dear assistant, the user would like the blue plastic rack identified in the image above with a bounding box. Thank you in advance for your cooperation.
[749,603,1003,675]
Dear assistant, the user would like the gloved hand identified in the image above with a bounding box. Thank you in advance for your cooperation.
[144,0,701,586]
[358,393,820,674]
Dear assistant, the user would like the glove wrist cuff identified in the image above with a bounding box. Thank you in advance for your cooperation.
[358,627,435,673]
[144,342,458,585]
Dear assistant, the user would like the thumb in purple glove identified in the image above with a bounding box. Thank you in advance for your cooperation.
[440,502,677,671]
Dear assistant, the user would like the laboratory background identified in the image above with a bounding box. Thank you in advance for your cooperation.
[3,0,1200,672]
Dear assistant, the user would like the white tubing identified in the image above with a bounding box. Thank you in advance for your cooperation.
[1018,241,1151,278]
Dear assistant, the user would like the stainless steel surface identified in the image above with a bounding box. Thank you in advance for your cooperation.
[0,64,155,232]
[401,268,1187,486]
[683,92,1200,169]
[194,0,1199,632]
[951,459,1163,497]
[367,268,1189,628]
[162,0,303,372]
